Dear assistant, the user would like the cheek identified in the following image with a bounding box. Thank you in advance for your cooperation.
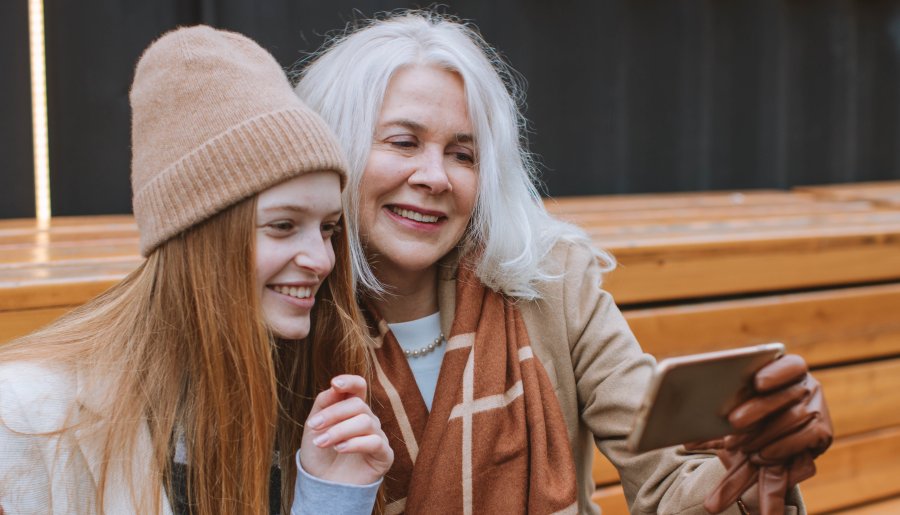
[455,174,479,217]
[356,180,380,238]
[326,244,337,274]
[254,237,284,287]
[254,235,270,288]
[360,152,409,203]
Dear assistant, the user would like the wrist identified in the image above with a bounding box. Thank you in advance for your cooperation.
[296,450,382,487]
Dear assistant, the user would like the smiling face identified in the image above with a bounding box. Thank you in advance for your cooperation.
[255,171,343,340]
[358,65,478,288]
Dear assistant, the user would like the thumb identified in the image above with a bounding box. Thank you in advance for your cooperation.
[757,465,789,515]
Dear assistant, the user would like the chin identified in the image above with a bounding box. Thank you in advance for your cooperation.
[267,320,311,341]
[386,249,452,272]
[274,331,309,341]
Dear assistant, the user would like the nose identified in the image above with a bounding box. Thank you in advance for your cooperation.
[409,147,452,194]
[292,237,334,279]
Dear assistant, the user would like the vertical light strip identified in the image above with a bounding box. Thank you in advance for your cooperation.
[28,0,51,224]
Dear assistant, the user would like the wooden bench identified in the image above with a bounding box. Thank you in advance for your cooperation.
[0,215,141,343]
[545,184,900,514]
[3,182,900,513]
[794,181,900,208]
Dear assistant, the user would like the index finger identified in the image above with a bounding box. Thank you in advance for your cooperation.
[755,355,807,393]
[308,375,369,419]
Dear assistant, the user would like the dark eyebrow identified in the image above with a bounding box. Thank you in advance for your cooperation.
[454,133,474,144]
[381,118,474,145]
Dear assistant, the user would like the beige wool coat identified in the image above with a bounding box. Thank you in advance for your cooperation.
[0,361,175,514]
[436,241,804,515]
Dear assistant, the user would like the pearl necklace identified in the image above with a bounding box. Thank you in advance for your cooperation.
[404,333,445,359]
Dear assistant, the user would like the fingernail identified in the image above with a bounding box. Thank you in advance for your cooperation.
[333,379,346,388]
[313,434,330,446]
[334,442,346,451]
[308,416,324,429]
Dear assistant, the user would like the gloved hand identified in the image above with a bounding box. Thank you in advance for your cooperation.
[686,354,833,514]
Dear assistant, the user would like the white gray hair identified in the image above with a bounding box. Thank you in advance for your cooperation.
[294,11,614,299]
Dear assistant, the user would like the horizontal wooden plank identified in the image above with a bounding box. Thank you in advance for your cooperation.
[603,231,900,304]
[0,214,136,232]
[0,241,140,265]
[545,190,816,214]
[796,181,900,208]
[0,261,138,310]
[0,306,73,344]
[624,283,900,367]
[829,495,900,514]
[591,427,900,514]
[591,210,900,242]
[802,425,900,513]
[0,230,138,247]
[816,359,900,438]
[556,200,873,226]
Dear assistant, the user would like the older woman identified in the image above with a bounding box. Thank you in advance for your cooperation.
[295,12,831,515]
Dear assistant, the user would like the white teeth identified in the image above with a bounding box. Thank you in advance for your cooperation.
[273,285,312,299]
[390,206,439,223]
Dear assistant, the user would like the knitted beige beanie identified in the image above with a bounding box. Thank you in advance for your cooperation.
[130,25,347,256]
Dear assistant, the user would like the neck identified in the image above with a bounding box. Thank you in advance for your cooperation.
[370,266,439,323]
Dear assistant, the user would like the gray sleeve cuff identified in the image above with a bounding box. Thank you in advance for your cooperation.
[290,450,381,515]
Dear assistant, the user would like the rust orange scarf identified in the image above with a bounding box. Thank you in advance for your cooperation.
[366,263,578,514]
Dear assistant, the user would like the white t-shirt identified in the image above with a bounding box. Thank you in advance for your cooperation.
[387,312,445,411]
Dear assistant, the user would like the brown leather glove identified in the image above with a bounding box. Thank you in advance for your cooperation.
[688,354,833,514]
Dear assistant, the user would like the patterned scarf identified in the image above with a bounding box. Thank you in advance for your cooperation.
[366,262,578,514]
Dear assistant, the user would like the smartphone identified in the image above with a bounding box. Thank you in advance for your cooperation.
[626,342,785,453]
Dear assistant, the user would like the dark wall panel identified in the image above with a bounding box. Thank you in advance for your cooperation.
[44,0,196,216]
[527,0,900,195]
[0,0,36,219]
[15,0,900,219]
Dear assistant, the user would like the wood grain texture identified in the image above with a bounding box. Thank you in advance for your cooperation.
[816,359,900,439]
[591,427,900,514]
[0,306,73,343]
[0,264,138,310]
[544,191,816,214]
[802,426,900,513]
[828,495,900,514]
[603,231,900,304]
[796,181,900,208]
[623,283,900,367]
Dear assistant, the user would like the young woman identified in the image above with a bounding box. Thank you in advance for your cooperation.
[0,26,391,514]
[294,12,832,515]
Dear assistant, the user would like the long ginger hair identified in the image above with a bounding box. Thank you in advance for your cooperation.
[0,196,370,514]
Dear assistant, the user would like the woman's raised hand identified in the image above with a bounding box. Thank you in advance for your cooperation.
[299,375,394,485]
[691,354,833,514]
